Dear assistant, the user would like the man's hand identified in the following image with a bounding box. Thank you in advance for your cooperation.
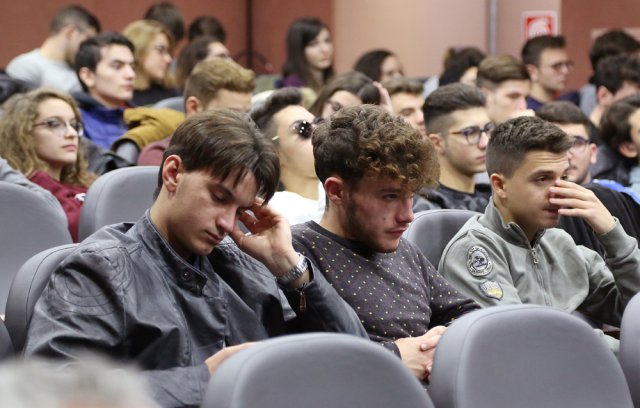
[550,179,616,234]
[373,81,394,114]
[394,326,446,380]
[205,343,255,375]
[229,201,303,280]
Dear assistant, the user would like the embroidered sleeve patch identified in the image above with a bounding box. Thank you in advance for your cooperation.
[479,280,503,300]
[467,245,492,277]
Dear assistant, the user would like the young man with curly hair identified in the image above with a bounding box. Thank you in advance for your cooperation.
[291,104,479,382]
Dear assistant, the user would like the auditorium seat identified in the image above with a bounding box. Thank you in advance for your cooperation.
[0,181,72,314]
[78,166,158,241]
[202,332,435,408]
[429,304,633,408]
[403,209,478,267]
[4,244,77,352]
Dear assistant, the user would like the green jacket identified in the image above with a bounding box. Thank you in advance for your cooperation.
[439,198,640,328]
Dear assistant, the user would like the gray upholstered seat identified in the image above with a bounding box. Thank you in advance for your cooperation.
[78,166,158,241]
[4,244,77,352]
[202,332,435,408]
[0,320,13,360]
[620,293,640,407]
[429,304,633,408]
[403,209,478,267]
[152,96,185,112]
[0,181,72,314]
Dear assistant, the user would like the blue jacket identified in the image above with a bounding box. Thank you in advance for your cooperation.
[73,92,128,150]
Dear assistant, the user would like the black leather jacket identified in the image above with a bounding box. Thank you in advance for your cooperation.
[25,213,366,408]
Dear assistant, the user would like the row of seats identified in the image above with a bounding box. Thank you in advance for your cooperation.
[0,166,158,314]
[3,240,640,407]
[201,303,639,408]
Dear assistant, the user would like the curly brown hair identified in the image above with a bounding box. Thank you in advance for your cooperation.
[312,104,439,191]
[0,88,95,187]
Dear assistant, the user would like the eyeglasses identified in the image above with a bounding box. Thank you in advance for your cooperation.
[548,60,574,72]
[570,135,590,152]
[446,122,494,145]
[272,119,320,141]
[33,118,84,137]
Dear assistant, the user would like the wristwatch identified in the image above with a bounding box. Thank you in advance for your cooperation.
[277,253,308,286]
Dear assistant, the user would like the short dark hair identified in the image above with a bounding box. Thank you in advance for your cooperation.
[594,54,640,94]
[423,83,486,134]
[74,32,135,92]
[187,15,226,43]
[589,29,640,72]
[536,101,591,128]
[309,72,380,117]
[476,55,530,89]
[158,109,279,201]
[521,35,566,66]
[312,104,438,191]
[353,49,394,82]
[486,116,573,177]
[250,88,303,141]
[600,94,640,150]
[50,5,100,34]
[382,77,423,97]
[144,1,185,43]
[439,47,486,86]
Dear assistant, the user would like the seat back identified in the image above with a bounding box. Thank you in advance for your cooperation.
[202,333,435,408]
[0,320,13,361]
[4,244,77,352]
[78,166,158,241]
[403,209,478,267]
[620,293,640,408]
[152,96,185,112]
[0,182,72,314]
[429,305,633,408]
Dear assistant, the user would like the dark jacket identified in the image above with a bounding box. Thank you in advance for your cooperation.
[25,213,366,408]
[413,183,491,213]
[591,145,634,186]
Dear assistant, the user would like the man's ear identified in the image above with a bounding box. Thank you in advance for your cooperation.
[324,176,345,207]
[618,141,639,159]
[490,173,507,199]
[526,64,539,82]
[589,143,598,165]
[428,133,445,154]
[161,155,183,193]
[185,96,203,117]
[596,85,613,105]
[61,23,77,40]
[78,67,95,89]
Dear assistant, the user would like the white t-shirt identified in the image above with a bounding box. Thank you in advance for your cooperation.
[268,182,325,226]
[6,49,81,93]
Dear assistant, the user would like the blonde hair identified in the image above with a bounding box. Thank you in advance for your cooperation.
[184,58,255,107]
[122,19,175,90]
[0,88,95,187]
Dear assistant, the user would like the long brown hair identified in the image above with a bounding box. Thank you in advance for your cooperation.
[0,88,95,187]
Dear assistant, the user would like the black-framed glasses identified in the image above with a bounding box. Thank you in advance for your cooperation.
[33,118,84,137]
[272,119,319,141]
[447,122,494,145]
[570,135,590,152]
